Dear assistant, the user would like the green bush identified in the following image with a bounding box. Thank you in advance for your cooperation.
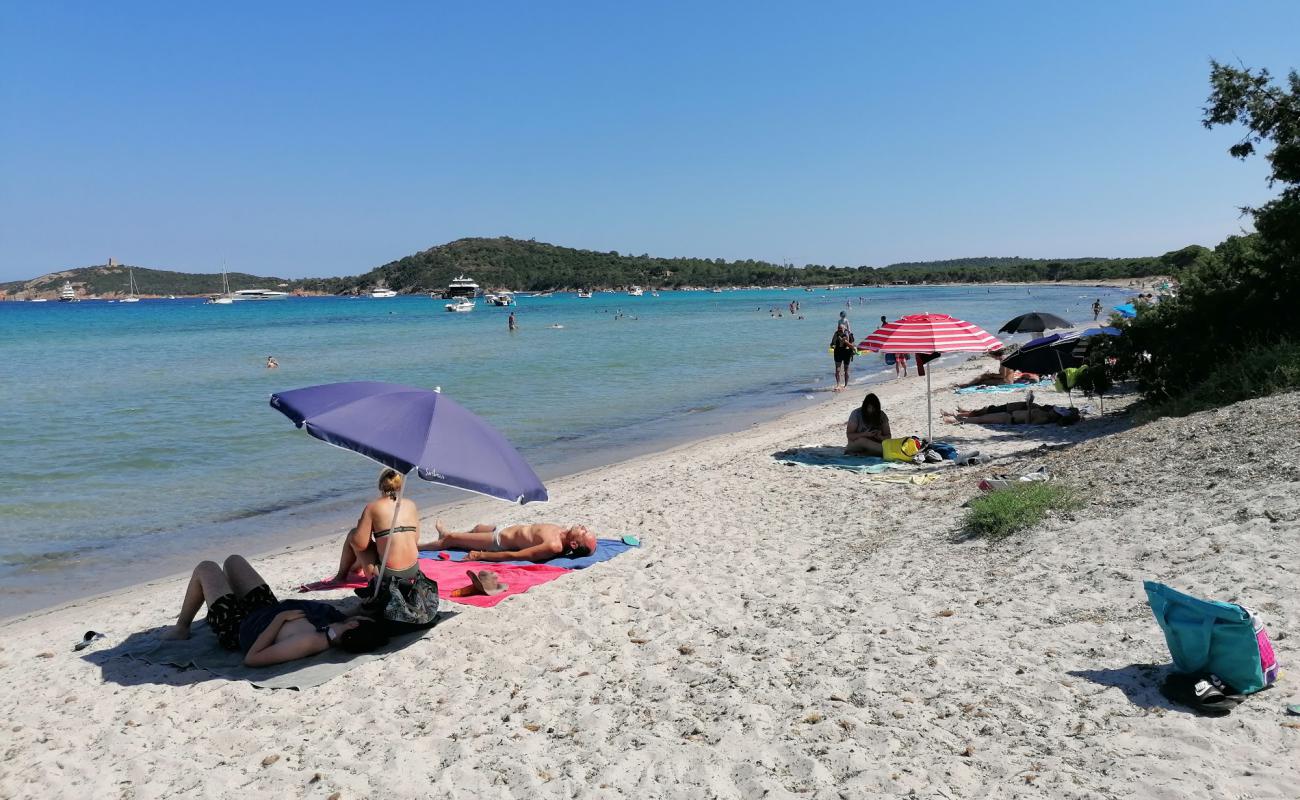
[1142,338,1300,418]
[964,483,1080,540]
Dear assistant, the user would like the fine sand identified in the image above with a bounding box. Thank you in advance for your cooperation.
[2,357,1296,799]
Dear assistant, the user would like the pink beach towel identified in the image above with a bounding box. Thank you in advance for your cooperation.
[419,559,571,608]
[296,573,370,593]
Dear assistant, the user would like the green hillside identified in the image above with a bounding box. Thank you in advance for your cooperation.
[3,238,1204,299]
[1,264,291,298]
[297,236,1192,294]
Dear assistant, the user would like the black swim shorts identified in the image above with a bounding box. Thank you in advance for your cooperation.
[205,584,278,650]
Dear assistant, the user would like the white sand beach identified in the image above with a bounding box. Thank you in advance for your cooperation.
[2,359,1296,799]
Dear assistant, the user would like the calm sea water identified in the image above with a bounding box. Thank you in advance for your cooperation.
[0,284,1128,615]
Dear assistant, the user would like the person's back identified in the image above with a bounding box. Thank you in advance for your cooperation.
[363,495,420,571]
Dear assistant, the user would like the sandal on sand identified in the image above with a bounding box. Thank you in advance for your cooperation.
[467,570,509,596]
[73,631,105,652]
[1160,673,1244,716]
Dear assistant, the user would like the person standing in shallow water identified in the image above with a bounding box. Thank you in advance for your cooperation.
[830,322,855,392]
[508,311,517,331]
[1092,299,1102,321]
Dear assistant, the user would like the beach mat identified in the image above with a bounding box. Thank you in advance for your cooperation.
[773,447,903,474]
[420,560,571,608]
[121,617,443,689]
[419,537,636,569]
[954,379,1052,395]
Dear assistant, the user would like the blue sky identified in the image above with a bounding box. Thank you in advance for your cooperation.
[1,2,1296,281]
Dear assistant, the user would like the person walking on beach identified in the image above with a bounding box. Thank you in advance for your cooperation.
[830,323,856,392]
[422,521,597,562]
[508,311,517,331]
[1092,299,1102,321]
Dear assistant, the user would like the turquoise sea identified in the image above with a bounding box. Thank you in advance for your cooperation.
[0,284,1129,615]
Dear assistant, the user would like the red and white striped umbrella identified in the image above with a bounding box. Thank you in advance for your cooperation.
[857,313,1001,443]
[858,313,1001,354]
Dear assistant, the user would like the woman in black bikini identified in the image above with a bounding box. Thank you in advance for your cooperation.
[162,554,388,666]
[333,468,422,585]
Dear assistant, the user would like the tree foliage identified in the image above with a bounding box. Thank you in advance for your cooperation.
[1114,61,1300,407]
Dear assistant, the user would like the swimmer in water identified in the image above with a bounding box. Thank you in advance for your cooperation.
[266,356,278,369]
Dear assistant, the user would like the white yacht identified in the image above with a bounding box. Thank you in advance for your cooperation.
[58,281,79,302]
[121,268,141,302]
[576,289,593,299]
[442,275,480,299]
[232,289,289,301]
[445,299,475,313]
[370,287,398,298]
[628,286,644,296]
[489,292,515,306]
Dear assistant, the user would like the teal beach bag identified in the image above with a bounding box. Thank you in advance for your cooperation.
[1143,581,1267,694]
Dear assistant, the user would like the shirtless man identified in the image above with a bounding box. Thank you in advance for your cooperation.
[942,401,1079,426]
[421,521,597,562]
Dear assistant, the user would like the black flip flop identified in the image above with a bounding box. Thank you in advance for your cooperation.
[1160,673,1244,716]
[72,630,105,652]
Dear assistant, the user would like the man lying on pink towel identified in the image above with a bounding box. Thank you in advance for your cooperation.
[419,520,597,563]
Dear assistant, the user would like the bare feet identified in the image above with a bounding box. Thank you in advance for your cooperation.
[160,623,191,641]
[417,520,449,550]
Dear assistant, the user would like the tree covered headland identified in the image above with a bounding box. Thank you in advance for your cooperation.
[1,265,288,298]
[5,244,1184,299]
[295,238,1184,295]
[1107,61,1300,413]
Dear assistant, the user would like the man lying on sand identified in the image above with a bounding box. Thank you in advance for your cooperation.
[942,401,1080,426]
[420,521,597,562]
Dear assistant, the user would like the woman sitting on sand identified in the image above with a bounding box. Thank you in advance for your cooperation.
[845,392,891,456]
[942,401,1080,426]
[163,555,388,666]
[333,468,422,586]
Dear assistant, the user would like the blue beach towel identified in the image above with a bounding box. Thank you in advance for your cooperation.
[954,379,1052,395]
[419,537,636,569]
[773,448,902,474]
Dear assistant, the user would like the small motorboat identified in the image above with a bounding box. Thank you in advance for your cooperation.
[445,299,475,313]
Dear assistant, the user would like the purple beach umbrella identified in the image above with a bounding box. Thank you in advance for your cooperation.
[270,381,548,505]
[270,381,547,585]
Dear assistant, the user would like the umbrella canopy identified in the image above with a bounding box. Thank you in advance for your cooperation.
[858,313,1001,442]
[858,313,1002,354]
[1002,328,1121,375]
[997,312,1072,335]
[270,381,548,504]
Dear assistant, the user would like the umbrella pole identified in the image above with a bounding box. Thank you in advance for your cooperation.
[927,367,933,443]
[372,477,407,587]
[1054,351,1073,408]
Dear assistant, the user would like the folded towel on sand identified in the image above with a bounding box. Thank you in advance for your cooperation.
[418,537,636,569]
[869,473,939,486]
[420,560,571,608]
[121,617,443,689]
[774,447,904,474]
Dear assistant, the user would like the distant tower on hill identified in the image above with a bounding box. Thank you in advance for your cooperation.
[108,257,118,268]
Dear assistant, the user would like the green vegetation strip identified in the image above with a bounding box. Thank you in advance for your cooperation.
[964,483,1080,540]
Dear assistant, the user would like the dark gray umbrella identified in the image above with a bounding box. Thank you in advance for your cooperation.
[998,312,1072,335]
